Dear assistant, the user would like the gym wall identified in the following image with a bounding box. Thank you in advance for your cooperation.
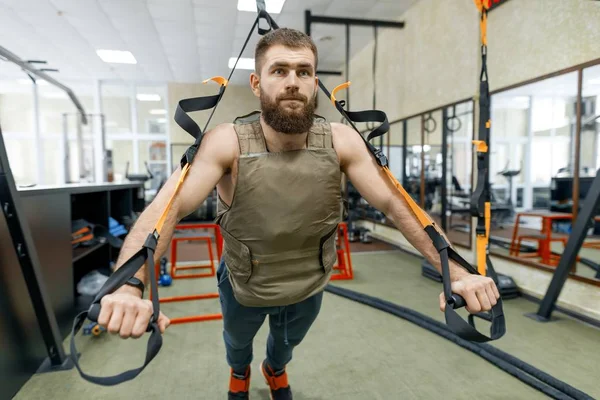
[344,0,600,122]
[168,82,260,145]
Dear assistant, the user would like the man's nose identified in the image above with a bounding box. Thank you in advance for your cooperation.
[284,71,299,89]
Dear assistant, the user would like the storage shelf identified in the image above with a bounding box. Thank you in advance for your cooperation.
[72,242,107,263]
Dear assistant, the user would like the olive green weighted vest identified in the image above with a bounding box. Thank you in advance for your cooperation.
[215,111,342,307]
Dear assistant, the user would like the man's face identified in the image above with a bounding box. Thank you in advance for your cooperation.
[251,45,318,134]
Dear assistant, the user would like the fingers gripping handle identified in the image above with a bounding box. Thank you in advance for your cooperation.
[423,226,505,342]
[87,303,155,333]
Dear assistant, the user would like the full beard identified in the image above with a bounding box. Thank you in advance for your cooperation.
[261,90,316,134]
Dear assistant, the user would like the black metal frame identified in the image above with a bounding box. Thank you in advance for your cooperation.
[0,126,73,372]
[441,108,449,231]
[402,120,408,188]
[304,10,405,111]
[527,168,600,321]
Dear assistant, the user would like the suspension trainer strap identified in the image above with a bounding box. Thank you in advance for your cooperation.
[471,0,497,279]
[70,158,193,385]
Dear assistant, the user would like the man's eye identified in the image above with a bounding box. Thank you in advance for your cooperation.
[299,71,309,76]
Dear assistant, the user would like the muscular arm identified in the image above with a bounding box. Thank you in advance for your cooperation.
[331,123,468,281]
[114,123,238,296]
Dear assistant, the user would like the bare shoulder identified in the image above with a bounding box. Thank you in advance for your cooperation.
[195,122,239,168]
[330,122,369,167]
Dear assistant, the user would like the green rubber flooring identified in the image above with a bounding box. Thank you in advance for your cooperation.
[14,250,599,399]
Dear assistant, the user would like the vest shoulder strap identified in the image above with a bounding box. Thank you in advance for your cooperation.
[307,120,333,149]
[233,120,267,155]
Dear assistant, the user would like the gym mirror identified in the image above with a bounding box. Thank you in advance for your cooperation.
[488,70,600,282]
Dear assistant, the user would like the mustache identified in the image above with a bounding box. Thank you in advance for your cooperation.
[277,93,307,102]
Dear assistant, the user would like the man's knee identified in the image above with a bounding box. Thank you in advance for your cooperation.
[223,328,253,350]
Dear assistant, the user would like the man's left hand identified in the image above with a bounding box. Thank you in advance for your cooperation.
[439,274,500,314]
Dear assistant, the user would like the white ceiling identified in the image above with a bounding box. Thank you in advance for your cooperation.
[0,0,416,89]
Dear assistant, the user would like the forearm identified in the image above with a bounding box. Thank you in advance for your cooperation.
[387,196,469,282]
[113,191,181,295]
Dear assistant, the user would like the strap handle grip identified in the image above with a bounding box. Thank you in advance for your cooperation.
[69,234,162,386]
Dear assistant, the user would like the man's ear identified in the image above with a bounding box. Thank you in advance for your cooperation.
[250,72,260,97]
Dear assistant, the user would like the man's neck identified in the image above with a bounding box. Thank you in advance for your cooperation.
[260,115,308,152]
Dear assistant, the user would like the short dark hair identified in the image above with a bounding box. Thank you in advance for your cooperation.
[254,28,318,74]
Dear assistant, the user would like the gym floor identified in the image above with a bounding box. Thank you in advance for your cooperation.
[14,240,600,400]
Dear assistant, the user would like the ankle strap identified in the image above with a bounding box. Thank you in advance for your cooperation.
[263,364,288,390]
[229,368,250,393]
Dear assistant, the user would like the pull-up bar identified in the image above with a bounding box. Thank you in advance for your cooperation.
[304,10,405,36]
[0,45,88,124]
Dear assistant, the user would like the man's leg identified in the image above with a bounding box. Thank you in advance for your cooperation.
[217,260,267,373]
[265,291,324,371]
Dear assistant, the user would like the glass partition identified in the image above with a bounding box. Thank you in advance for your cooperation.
[576,64,600,281]
[101,84,133,134]
[135,85,168,135]
[487,71,600,281]
[387,121,404,186]
[405,117,422,206]
[422,110,443,225]
[350,60,600,274]
[445,101,474,247]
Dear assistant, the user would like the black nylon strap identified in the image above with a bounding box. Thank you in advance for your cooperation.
[470,79,490,217]
[69,232,162,386]
[441,247,506,343]
[174,92,223,141]
[317,79,390,167]
[423,224,505,342]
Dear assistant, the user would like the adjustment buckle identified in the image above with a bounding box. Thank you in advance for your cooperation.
[372,147,388,167]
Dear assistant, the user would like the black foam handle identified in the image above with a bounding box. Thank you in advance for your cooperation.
[88,303,101,322]
[449,294,466,309]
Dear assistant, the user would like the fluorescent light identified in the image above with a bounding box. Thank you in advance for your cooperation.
[156,118,167,123]
[237,0,285,13]
[136,93,161,101]
[96,49,137,64]
[17,78,48,85]
[150,109,166,115]
[228,57,255,70]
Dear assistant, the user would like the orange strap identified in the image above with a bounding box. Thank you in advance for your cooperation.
[382,166,434,228]
[474,201,492,275]
[331,81,351,105]
[473,0,490,46]
[154,163,192,235]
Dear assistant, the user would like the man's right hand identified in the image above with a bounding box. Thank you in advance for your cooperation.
[97,287,170,338]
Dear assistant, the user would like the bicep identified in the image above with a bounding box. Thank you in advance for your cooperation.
[333,124,395,215]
